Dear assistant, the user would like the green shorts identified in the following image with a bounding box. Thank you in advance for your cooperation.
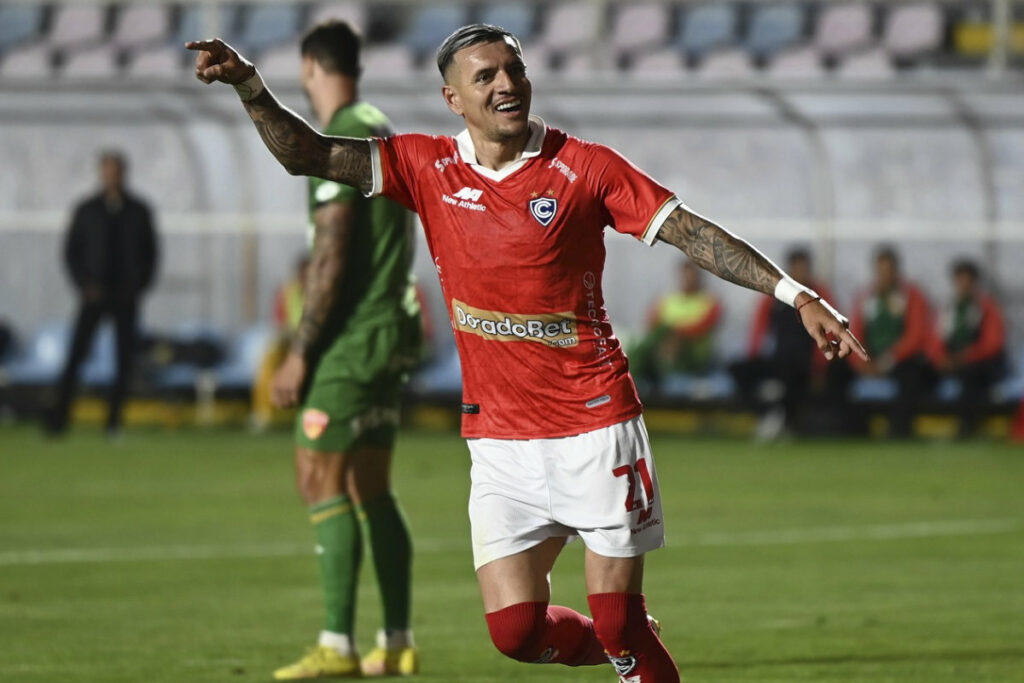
[295,319,420,453]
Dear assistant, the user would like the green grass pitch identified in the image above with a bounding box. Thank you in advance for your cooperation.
[1,426,1023,682]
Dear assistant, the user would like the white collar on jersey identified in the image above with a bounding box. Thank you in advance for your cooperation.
[453,115,546,182]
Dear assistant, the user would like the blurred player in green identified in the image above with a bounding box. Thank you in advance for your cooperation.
[269,21,423,679]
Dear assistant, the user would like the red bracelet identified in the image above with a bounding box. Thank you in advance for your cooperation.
[795,295,821,317]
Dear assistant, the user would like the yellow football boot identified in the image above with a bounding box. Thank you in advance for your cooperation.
[273,645,362,679]
[361,645,419,677]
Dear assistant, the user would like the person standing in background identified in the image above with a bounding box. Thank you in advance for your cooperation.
[46,150,158,437]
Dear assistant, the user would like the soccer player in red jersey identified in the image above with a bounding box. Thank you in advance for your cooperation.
[188,25,867,682]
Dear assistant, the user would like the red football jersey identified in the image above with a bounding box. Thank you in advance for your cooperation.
[369,117,681,439]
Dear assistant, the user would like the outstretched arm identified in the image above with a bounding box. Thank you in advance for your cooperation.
[657,204,868,361]
[185,39,372,193]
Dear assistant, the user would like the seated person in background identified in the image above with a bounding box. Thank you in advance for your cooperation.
[252,255,310,429]
[932,258,1006,437]
[730,248,838,437]
[849,246,935,437]
[630,259,721,385]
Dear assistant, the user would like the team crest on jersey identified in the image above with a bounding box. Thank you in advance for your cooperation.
[529,196,558,226]
[608,653,638,677]
[302,409,330,441]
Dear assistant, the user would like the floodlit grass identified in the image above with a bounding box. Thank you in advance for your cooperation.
[1,425,1022,682]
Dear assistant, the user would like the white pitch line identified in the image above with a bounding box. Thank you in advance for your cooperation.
[0,519,1019,567]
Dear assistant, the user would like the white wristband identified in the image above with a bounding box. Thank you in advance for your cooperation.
[774,275,817,308]
[233,69,264,102]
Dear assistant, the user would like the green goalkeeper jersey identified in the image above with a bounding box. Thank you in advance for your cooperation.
[306,101,421,360]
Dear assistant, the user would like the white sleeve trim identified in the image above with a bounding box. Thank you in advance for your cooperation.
[363,139,384,198]
[641,195,683,246]
[774,275,818,308]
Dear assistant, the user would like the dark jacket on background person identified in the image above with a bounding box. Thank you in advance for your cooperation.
[64,192,157,299]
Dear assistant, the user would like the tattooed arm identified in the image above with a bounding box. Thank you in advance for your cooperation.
[657,205,781,296]
[292,203,353,357]
[186,39,372,193]
[271,202,355,408]
[656,205,869,361]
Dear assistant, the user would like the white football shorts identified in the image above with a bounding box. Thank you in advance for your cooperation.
[467,415,666,570]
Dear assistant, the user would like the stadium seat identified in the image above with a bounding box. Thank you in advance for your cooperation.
[308,1,367,31]
[48,5,108,51]
[125,45,186,79]
[814,2,874,60]
[628,48,687,78]
[849,376,899,402]
[745,3,806,61]
[4,322,69,385]
[61,44,120,79]
[214,324,273,392]
[0,4,45,53]
[535,1,603,53]
[883,2,945,62]
[402,3,469,57]
[766,46,824,78]
[696,48,754,79]
[836,46,894,78]
[477,4,537,43]
[111,5,173,50]
[175,5,241,49]
[676,3,739,62]
[236,4,303,55]
[610,3,671,56]
[0,42,54,79]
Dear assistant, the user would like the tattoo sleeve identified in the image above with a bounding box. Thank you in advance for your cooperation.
[291,202,354,358]
[656,205,781,296]
[243,90,373,194]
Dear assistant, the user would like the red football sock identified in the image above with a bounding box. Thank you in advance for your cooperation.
[485,602,606,666]
[588,593,680,682]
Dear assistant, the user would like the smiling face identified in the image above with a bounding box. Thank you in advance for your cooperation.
[441,38,532,145]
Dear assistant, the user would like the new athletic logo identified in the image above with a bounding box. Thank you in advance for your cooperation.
[529,196,558,226]
[443,186,487,212]
[452,298,578,348]
[452,186,483,201]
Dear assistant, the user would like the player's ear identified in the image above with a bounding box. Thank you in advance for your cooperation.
[442,84,463,117]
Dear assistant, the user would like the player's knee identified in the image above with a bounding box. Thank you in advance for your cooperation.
[485,603,547,662]
[294,452,343,505]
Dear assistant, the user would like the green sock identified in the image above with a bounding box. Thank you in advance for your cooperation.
[310,495,362,634]
[357,493,412,632]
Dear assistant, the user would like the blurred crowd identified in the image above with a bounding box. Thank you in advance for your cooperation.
[633,247,1012,438]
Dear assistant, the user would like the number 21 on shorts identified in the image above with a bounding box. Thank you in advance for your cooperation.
[613,459,655,523]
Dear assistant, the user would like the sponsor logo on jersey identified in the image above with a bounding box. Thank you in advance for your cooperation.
[548,157,578,183]
[452,298,578,348]
[608,652,638,677]
[434,155,459,173]
[586,394,611,409]
[302,409,330,441]
[529,196,558,226]
[443,187,487,212]
[452,186,483,201]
